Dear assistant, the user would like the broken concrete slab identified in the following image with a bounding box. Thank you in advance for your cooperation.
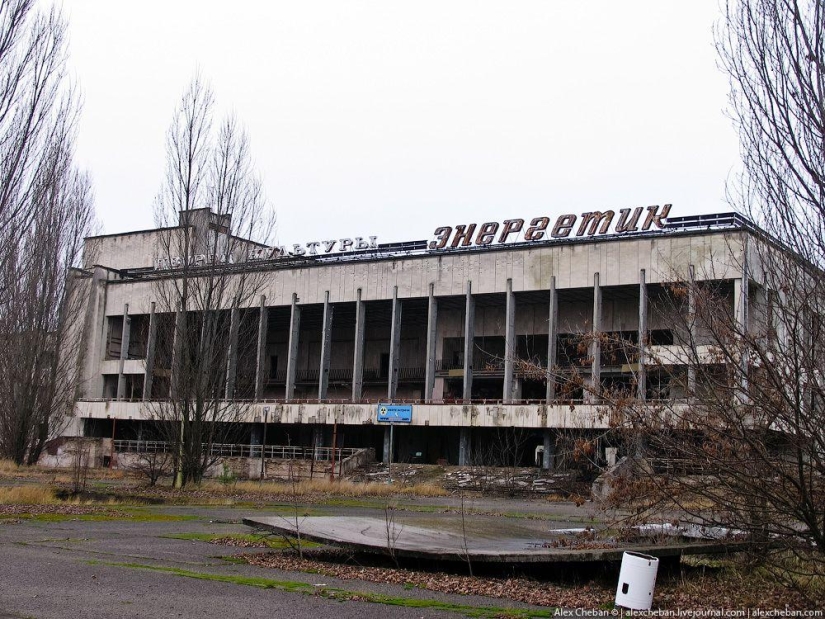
[243,516,749,564]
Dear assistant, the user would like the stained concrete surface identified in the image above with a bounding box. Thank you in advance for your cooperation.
[0,501,554,619]
[245,514,746,564]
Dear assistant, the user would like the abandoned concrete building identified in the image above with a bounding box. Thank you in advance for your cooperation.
[62,206,760,472]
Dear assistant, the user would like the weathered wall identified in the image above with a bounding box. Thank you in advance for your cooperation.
[99,231,749,315]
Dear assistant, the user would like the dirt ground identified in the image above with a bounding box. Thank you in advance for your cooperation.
[0,462,819,615]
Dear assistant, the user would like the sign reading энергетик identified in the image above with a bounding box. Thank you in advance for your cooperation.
[428,204,672,250]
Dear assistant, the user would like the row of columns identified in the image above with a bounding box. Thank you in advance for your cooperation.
[122,267,747,406]
[122,273,624,403]
[455,426,557,468]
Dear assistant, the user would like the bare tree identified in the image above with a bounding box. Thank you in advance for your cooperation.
[0,0,95,465]
[0,166,94,464]
[588,4,825,595]
[718,0,824,263]
[148,75,275,487]
[605,256,823,591]
[128,449,172,487]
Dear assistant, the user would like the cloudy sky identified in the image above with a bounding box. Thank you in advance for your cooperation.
[63,1,741,247]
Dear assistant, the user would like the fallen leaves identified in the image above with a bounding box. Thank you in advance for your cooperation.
[244,550,607,608]
[0,504,130,518]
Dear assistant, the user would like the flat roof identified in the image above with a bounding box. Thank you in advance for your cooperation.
[115,211,755,280]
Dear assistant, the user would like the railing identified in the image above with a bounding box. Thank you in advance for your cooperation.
[113,440,360,461]
[397,366,425,380]
[92,395,680,407]
[267,367,424,384]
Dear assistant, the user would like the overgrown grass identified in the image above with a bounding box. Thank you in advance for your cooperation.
[214,478,447,498]
[0,460,128,484]
[0,459,21,475]
[0,485,60,504]
[0,485,143,507]
[163,532,321,549]
[1,506,195,523]
[97,560,555,618]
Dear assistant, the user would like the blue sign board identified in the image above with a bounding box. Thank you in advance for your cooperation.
[377,403,412,423]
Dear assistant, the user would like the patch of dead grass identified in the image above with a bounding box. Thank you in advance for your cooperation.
[0,485,59,504]
[220,478,446,498]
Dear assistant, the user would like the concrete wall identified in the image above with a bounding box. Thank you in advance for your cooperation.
[76,400,619,430]
[75,229,752,402]
[99,231,748,315]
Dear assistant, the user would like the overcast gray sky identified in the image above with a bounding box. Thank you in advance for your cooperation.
[63,1,740,247]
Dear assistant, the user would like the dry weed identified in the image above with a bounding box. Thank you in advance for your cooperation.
[0,485,59,505]
[0,459,20,475]
[207,478,446,498]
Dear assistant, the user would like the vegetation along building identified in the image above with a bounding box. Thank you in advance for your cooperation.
[64,205,762,472]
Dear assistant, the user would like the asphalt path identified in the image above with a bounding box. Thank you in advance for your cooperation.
[0,497,590,618]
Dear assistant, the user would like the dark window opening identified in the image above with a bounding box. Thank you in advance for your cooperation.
[649,329,674,345]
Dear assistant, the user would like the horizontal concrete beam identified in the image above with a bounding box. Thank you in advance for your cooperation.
[75,399,687,430]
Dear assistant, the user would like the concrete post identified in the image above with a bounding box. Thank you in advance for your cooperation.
[546,276,558,403]
[224,305,240,400]
[142,302,157,401]
[116,304,131,400]
[542,429,555,470]
[459,427,471,466]
[250,424,263,446]
[638,269,648,401]
[352,288,365,402]
[318,290,333,400]
[383,426,392,464]
[589,272,601,402]
[81,267,109,400]
[285,293,301,400]
[424,283,438,402]
[687,265,697,398]
[170,308,186,399]
[462,281,474,403]
[734,240,750,404]
[503,278,516,403]
[254,295,268,401]
[388,286,402,400]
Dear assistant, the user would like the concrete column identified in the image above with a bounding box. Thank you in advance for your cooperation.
[318,291,333,400]
[734,278,749,333]
[637,269,648,401]
[351,288,365,402]
[383,426,392,464]
[224,305,240,400]
[459,427,471,466]
[542,429,555,470]
[388,286,402,400]
[82,267,109,400]
[546,276,558,402]
[285,293,301,400]
[462,281,475,403]
[503,278,516,403]
[589,272,601,402]
[734,242,750,404]
[116,304,131,400]
[170,308,186,399]
[687,265,697,398]
[424,283,438,402]
[250,424,263,445]
[254,295,268,401]
[142,302,157,401]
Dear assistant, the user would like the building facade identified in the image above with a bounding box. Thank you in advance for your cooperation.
[66,207,758,469]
